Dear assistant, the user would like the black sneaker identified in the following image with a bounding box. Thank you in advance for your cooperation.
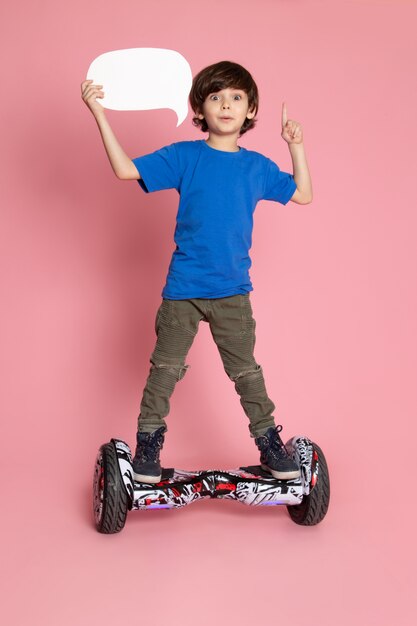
[132,426,166,483]
[255,425,301,480]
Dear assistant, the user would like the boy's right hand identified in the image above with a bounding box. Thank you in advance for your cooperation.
[81,79,105,117]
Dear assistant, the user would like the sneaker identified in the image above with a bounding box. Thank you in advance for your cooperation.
[255,425,301,480]
[132,426,166,483]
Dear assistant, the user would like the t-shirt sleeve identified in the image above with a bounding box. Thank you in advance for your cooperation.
[263,158,297,205]
[131,143,181,193]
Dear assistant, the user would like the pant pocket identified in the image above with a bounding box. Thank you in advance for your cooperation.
[240,293,253,321]
[155,299,171,334]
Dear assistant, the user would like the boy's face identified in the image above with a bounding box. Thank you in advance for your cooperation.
[197,87,255,136]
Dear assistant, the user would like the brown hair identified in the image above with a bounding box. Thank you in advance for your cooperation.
[189,60,259,136]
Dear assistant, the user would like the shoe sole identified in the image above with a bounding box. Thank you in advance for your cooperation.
[261,464,301,480]
[133,471,162,484]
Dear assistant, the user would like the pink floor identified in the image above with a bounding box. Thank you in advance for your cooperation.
[3,372,415,625]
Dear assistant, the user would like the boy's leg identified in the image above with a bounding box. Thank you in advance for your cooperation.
[207,294,276,438]
[133,298,203,483]
[208,294,300,479]
[138,298,203,433]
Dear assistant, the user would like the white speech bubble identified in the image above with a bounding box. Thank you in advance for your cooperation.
[86,48,192,126]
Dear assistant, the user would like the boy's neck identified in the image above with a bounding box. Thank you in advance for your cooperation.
[205,132,240,152]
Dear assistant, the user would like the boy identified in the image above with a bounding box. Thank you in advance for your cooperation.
[81,60,312,484]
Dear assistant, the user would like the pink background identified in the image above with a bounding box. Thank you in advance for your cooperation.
[1,0,416,624]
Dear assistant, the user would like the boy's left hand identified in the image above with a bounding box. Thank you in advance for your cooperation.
[281,102,303,144]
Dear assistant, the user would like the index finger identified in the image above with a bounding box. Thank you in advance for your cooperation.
[282,102,288,127]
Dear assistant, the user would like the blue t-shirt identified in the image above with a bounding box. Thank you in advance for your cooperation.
[132,140,296,299]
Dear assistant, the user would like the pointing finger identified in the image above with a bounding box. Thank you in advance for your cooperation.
[282,102,288,128]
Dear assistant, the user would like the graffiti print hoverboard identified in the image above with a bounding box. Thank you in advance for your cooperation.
[93,435,330,533]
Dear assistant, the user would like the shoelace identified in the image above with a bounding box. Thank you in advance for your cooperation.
[138,427,165,462]
[268,425,290,460]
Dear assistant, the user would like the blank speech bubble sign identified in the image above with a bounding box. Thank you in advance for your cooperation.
[86,48,192,126]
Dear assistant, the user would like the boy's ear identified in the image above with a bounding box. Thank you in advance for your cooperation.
[196,109,205,120]
[246,106,256,120]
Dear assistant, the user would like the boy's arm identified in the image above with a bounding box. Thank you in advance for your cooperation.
[94,111,141,180]
[281,102,313,204]
[288,143,312,204]
[81,79,140,180]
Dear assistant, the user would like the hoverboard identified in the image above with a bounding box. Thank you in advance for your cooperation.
[93,435,330,533]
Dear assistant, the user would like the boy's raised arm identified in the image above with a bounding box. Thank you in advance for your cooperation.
[81,79,140,180]
[281,102,313,204]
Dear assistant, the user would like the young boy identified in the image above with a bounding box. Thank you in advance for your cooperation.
[81,60,312,484]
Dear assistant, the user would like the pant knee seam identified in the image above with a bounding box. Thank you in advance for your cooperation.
[151,363,189,381]
[229,365,262,382]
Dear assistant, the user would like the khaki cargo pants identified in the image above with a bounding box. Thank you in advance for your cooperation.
[138,294,276,438]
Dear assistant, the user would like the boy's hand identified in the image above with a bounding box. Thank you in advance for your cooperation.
[81,79,105,117]
[281,102,303,144]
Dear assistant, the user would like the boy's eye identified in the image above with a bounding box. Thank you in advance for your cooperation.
[210,95,219,100]
[234,95,242,100]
